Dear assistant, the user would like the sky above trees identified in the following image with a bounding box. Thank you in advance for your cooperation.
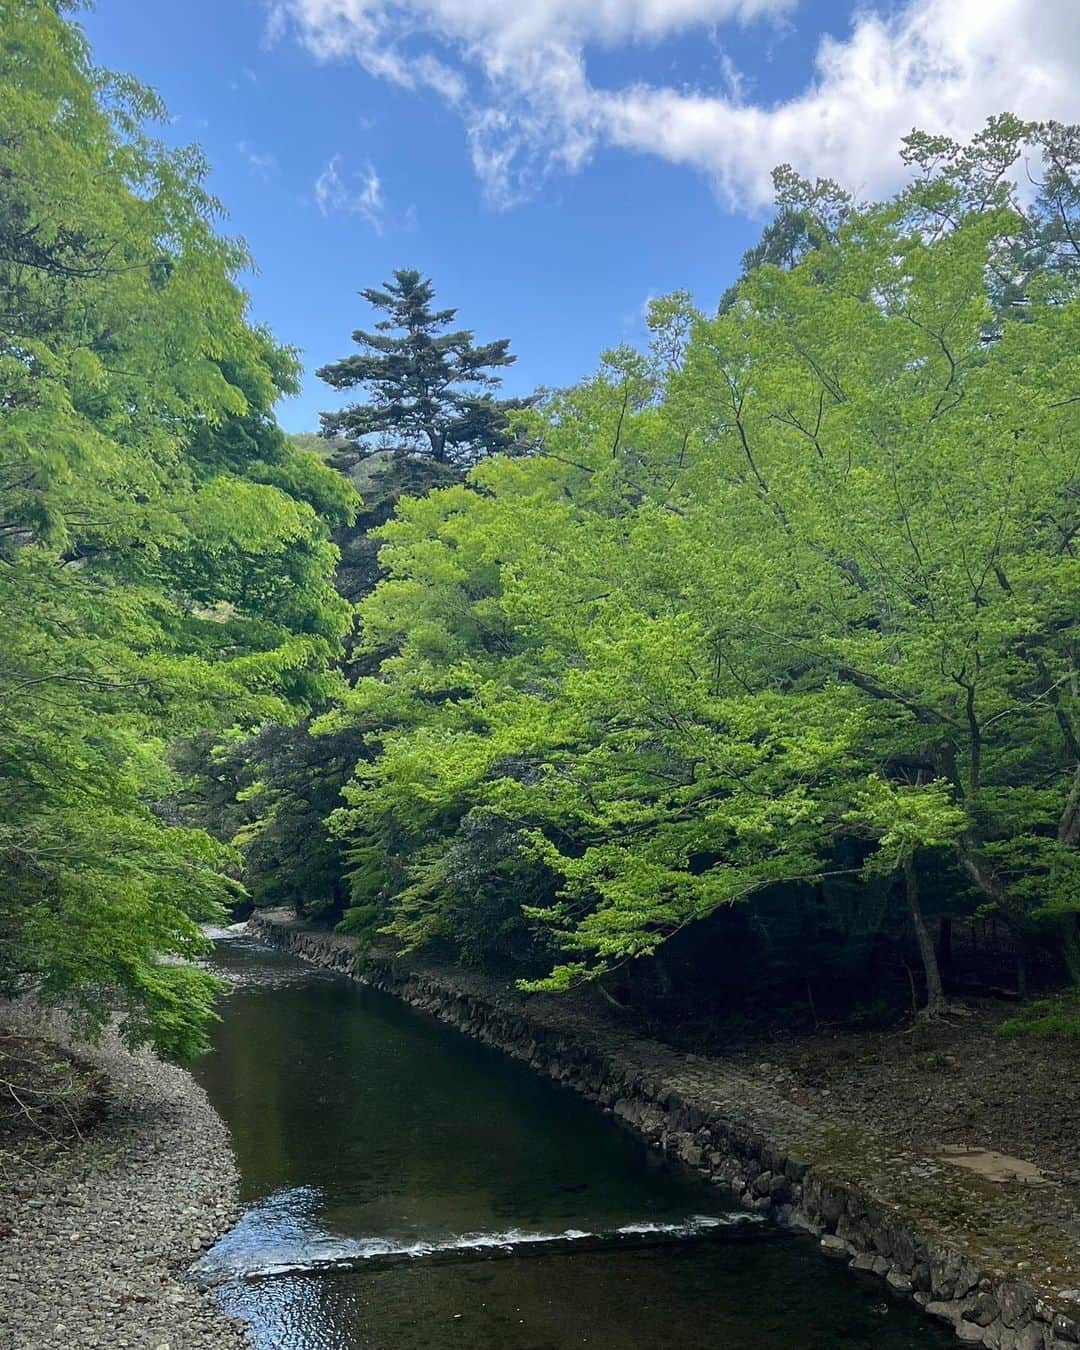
[82,1,1080,431]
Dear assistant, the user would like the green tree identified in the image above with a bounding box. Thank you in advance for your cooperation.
[318,269,529,463]
[0,0,356,1057]
[198,272,527,921]
[329,117,1080,1019]
[717,165,852,312]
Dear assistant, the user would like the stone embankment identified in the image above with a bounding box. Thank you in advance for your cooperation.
[0,1009,246,1350]
[251,908,1080,1350]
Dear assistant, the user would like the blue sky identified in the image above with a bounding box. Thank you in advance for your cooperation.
[81,0,1078,433]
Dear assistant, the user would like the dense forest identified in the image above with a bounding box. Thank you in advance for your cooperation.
[4,0,1080,1057]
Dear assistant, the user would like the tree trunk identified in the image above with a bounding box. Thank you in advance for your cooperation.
[652,953,674,1001]
[1057,764,1080,846]
[903,856,947,1017]
[937,916,953,983]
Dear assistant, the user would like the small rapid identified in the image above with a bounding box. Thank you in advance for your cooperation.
[194,1208,762,1283]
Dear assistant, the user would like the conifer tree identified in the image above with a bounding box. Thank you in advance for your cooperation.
[318,269,527,463]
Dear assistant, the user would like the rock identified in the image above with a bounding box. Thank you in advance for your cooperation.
[958,1323,989,1344]
[818,1187,845,1227]
[968,1293,1002,1328]
[887,1270,915,1295]
[1017,1326,1048,1350]
[930,1248,962,1301]
[1052,1314,1080,1344]
[1001,1282,1038,1330]
[785,1210,820,1235]
[926,1301,963,1325]
[820,1235,853,1260]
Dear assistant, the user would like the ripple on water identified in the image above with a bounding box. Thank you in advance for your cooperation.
[194,1199,760,1283]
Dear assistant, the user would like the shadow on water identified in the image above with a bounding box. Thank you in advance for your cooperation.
[192,936,953,1350]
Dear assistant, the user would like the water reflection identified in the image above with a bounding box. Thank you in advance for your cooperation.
[194,937,951,1350]
[218,1241,942,1350]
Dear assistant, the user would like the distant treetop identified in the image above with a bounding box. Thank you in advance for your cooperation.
[318,268,531,464]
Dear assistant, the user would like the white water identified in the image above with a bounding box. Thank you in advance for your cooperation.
[193,1200,761,1284]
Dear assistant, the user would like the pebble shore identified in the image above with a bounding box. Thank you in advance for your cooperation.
[0,1017,247,1350]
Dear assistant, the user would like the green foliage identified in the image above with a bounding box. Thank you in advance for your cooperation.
[0,1,356,1058]
[326,116,1080,1005]
[10,6,1077,1042]
[177,718,367,919]
[177,441,469,923]
[998,991,1080,1040]
[335,905,381,937]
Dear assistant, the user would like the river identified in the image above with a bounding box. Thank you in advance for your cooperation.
[192,933,952,1349]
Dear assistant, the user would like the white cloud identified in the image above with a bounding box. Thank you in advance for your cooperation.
[269,0,788,204]
[355,162,385,230]
[314,153,386,230]
[271,0,1080,209]
[237,140,279,180]
[603,0,1080,206]
[229,66,261,92]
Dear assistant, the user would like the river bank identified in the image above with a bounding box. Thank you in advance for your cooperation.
[251,908,1080,1350]
[0,1007,246,1350]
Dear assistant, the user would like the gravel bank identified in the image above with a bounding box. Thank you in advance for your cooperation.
[0,1011,247,1350]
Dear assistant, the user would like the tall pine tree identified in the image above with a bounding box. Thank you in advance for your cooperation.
[318,269,528,463]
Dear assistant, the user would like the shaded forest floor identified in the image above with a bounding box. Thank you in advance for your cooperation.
[0,1031,107,1174]
[726,1005,1080,1186]
[717,1003,1080,1288]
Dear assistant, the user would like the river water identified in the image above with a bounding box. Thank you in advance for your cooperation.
[193,934,951,1349]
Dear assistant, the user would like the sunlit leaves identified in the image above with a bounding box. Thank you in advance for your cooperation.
[334,117,1080,989]
[0,1,357,1057]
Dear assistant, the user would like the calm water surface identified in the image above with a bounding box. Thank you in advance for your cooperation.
[193,936,951,1350]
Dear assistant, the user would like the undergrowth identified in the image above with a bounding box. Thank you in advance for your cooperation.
[998,990,1080,1040]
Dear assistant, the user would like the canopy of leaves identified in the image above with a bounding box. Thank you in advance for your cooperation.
[0,0,357,1058]
[327,117,1080,999]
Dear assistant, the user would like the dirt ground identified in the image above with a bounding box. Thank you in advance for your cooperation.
[729,1004,1080,1185]
[0,1032,106,1169]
